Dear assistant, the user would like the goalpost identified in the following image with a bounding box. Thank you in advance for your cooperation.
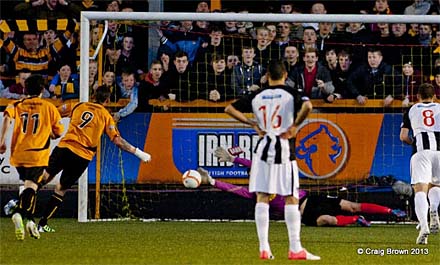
[78,11,439,222]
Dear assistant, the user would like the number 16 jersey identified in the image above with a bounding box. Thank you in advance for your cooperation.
[232,85,309,164]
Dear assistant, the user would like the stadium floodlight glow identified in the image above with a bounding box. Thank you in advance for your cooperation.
[78,11,439,222]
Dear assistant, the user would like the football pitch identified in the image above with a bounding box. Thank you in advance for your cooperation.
[0,218,438,265]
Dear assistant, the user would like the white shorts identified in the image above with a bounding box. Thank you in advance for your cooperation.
[249,158,299,197]
[410,150,440,185]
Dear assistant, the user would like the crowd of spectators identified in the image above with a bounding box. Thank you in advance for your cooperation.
[0,0,439,115]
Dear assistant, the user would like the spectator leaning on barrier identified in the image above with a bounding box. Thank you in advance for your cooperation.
[205,54,235,101]
[137,60,168,112]
[347,47,402,106]
[401,61,424,107]
[113,71,140,122]
[162,51,196,102]
[49,64,79,101]
[328,49,355,102]
[99,70,121,103]
[288,47,335,100]
[232,46,265,96]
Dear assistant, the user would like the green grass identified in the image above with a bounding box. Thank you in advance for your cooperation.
[0,218,439,265]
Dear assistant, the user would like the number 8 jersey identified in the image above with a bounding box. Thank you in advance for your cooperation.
[402,102,440,152]
[232,85,309,164]
[57,102,120,160]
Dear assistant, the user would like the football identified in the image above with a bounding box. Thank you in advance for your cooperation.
[182,170,202,189]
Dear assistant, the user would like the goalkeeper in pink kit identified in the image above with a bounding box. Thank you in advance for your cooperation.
[197,147,406,227]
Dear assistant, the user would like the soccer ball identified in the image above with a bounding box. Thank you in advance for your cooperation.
[182,170,202,189]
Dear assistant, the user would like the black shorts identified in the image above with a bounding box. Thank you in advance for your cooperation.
[47,146,90,190]
[301,195,343,226]
[16,167,45,185]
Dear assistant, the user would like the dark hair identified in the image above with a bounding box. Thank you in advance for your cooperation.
[18,68,31,74]
[211,54,225,63]
[95,85,111,104]
[150,60,162,67]
[267,60,286,81]
[174,51,188,59]
[25,74,45,96]
[367,47,382,55]
[418,83,435,99]
[337,49,352,60]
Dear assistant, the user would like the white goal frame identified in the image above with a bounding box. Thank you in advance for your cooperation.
[78,11,439,222]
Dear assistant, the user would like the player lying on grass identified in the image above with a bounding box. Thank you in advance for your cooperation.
[197,147,406,227]
[36,87,151,233]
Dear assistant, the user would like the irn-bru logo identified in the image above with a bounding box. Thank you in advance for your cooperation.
[295,119,349,179]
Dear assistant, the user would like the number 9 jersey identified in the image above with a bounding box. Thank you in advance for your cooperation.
[57,102,120,160]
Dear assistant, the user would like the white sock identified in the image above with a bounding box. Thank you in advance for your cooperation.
[428,187,440,213]
[285,204,303,252]
[415,192,429,231]
[255,202,270,252]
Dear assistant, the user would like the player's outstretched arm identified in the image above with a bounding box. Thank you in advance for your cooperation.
[112,136,151,162]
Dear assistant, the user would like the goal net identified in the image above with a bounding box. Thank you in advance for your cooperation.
[79,11,439,222]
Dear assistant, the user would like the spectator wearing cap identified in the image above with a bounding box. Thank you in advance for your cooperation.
[400,61,424,107]
[347,48,402,106]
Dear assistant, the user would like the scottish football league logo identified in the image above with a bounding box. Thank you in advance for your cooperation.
[295,119,349,179]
